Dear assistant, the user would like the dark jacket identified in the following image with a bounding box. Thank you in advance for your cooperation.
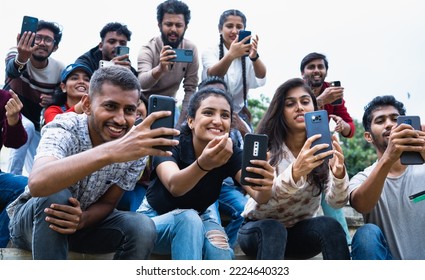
[75,46,138,76]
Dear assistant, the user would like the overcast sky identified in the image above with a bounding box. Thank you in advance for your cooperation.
[1,0,424,121]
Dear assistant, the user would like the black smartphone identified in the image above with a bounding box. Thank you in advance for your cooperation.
[397,115,424,165]
[329,81,342,105]
[170,49,193,63]
[240,133,268,186]
[115,46,130,61]
[148,95,176,151]
[305,110,333,160]
[20,16,39,47]
[238,30,251,44]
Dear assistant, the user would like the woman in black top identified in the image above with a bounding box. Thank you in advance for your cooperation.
[137,87,274,260]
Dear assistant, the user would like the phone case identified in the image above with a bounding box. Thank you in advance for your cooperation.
[305,110,333,160]
[240,133,268,186]
[21,16,39,47]
[115,46,129,56]
[170,49,193,63]
[99,60,114,68]
[238,30,251,44]
[148,95,176,151]
[397,115,424,165]
[330,81,342,105]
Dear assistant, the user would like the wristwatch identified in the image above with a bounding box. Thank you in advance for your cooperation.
[250,53,259,62]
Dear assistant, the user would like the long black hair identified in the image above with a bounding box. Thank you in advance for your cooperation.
[257,78,329,196]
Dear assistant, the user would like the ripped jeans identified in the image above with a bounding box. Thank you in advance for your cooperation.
[138,198,233,260]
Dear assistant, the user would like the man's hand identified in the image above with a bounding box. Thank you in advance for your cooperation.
[5,90,23,126]
[317,85,344,106]
[105,110,180,162]
[382,123,425,164]
[44,197,82,234]
[16,31,35,63]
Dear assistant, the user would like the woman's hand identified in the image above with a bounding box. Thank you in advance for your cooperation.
[329,135,346,179]
[197,133,233,171]
[292,134,334,182]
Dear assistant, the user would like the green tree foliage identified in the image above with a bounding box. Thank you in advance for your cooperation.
[340,119,377,178]
[247,93,270,131]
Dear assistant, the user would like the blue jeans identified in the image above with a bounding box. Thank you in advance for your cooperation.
[117,183,147,212]
[0,171,27,247]
[351,223,393,260]
[138,198,233,260]
[237,216,350,260]
[321,192,351,244]
[9,188,156,259]
[7,115,40,175]
[212,178,247,248]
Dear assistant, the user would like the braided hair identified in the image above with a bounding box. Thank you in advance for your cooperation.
[218,10,249,112]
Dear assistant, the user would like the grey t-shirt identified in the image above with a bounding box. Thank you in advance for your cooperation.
[349,161,425,259]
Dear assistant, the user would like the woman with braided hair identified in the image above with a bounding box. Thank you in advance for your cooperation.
[201,9,266,132]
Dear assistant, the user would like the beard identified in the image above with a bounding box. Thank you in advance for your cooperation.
[371,132,389,154]
[161,30,184,49]
[305,76,324,89]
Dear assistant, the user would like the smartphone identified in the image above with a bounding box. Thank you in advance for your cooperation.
[20,16,39,47]
[99,60,114,68]
[240,133,268,186]
[305,110,333,160]
[170,49,193,63]
[397,115,424,165]
[148,95,176,151]
[115,46,130,61]
[329,81,342,105]
[238,30,251,44]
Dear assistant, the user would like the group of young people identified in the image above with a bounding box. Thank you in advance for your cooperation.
[1,0,424,260]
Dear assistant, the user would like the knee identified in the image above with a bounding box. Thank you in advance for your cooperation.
[176,209,203,228]
[352,223,383,243]
[36,189,71,209]
[128,213,157,241]
[206,229,230,250]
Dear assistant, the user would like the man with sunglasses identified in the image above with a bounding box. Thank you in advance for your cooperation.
[4,20,65,176]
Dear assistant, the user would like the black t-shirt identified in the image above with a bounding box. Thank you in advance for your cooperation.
[146,132,243,214]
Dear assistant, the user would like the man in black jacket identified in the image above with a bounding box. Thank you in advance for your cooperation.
[75,22,138,76]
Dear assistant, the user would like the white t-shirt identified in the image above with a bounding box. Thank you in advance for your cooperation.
[202,45,266,113]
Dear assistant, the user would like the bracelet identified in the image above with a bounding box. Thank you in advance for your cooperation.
[249,53,259,62]
[196,158,211,172]
[14,56,28,72]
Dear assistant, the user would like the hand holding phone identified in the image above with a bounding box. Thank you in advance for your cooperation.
[148,95,176,151]
[305,110,333,160]
[329,81,342,105]
[240,133,268,186]
[20,16,39,47]
[397,115,424,165]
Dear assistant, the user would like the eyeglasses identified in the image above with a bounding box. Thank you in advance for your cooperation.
[34,35,55,46]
